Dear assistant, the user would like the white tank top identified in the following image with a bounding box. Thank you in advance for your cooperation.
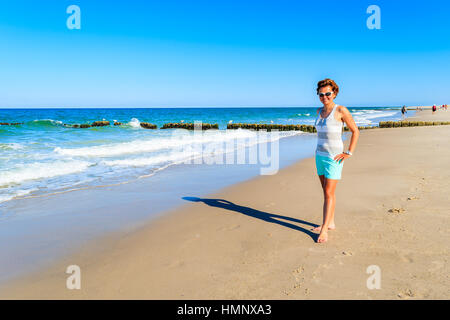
[314,104,344,158]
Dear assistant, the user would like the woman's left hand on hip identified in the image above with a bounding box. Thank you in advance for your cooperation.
[334,153,350,163]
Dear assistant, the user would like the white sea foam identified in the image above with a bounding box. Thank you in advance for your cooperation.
[0,188,38,204]
[102,150,203,167]
[53,129,287,158]
[103,130,298,167]
[32,119,63,125]
[352,110,398,125]
[0,160,91,187]
[0,143,24,150]
[128,118,141,128]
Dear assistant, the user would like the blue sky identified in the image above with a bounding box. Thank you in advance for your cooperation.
[0,0,449,108]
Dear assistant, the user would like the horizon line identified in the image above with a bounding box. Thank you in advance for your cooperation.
[0,105,407,109]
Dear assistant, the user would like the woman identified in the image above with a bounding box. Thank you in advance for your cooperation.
[313,79,359,243]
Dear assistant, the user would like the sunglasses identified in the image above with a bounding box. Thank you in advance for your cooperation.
[318,91,333,98]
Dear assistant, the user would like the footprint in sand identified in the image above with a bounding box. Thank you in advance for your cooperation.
[292,266,304,275]
[388,207,406,214]
[397,289,415,299]
[283,266,306,295]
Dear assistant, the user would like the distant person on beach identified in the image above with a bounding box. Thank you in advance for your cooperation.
[313,78,360,243]
[432,105,437,113]
[401,106,407,119]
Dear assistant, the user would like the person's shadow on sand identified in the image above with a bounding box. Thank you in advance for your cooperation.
[182,197,318,241]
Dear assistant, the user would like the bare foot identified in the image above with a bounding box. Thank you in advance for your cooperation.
[317,231,328,243]
[312,224,335,232]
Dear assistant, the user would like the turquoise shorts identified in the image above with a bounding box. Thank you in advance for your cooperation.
[315,154,344,180]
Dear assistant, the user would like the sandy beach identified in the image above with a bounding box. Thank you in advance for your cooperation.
[1,107,449,300]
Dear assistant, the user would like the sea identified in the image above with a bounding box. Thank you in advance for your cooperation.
[0,107,408,207]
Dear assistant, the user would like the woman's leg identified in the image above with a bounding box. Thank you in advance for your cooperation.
[317,177,338,243]
[325,177,337,229]
[312,175,336,231]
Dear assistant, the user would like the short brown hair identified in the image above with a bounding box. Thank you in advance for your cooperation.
[317,78,339,97]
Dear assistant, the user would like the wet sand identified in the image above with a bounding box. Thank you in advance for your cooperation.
[1,107,449,299]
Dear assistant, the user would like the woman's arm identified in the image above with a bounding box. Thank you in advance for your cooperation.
[340,106,359,154]
[334,106,359,163]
